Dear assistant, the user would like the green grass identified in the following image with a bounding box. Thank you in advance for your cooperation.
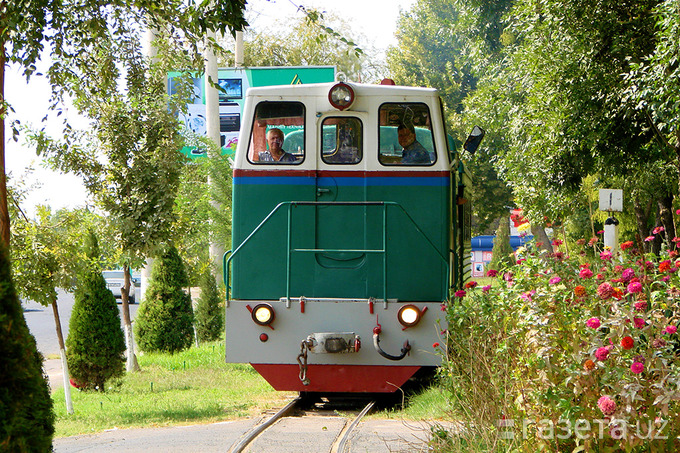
[52,342,295,437]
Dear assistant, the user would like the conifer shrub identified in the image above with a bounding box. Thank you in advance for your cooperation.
[0,245,54,450]
[194,269,224,342]
[488,215,514,272]
[66,232,125,390]
[135,245,194,353]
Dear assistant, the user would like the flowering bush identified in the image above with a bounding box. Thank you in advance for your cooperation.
[443,234,680,451]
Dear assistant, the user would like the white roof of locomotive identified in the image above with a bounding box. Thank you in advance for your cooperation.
[244,81,439,104]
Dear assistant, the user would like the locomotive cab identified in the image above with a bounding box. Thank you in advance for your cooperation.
[225,81,472,393]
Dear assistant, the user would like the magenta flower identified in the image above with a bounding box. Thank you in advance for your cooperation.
[634,301,647,312]
[486,269,498,277]
[586,318,601,329]
[664,325,678,335]
[652,226,665,235]
[600,250,613,261]
[482,285,491,293]
[455,290,466,298]
[633,317,645,329]
[579,268,593,279]
[549,276,562,285]
[595,347,610,361]
[597,282,614,300]
[644,236,655,242]
[597,396,617,416]
[627,281,643,294]
[631,362,644,374]
[621,268,635,282]
[597,230,604,235]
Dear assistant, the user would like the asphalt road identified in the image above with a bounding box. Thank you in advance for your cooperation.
[23,289,139,357]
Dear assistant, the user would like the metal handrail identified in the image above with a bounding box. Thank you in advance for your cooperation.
[224,201,450,305]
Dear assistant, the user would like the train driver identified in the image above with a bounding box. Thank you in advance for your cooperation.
[259,128,298,163]
[397,123,430,164]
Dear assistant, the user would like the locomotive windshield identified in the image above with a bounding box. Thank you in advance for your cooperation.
[321,117,363,164]
[248,101,305,164]
[378,103,436,165]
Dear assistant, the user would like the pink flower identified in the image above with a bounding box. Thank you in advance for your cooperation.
[549,276,562,285]
[676,209,680,215]
[597,282,614,300]
[520,290,536,302]
[579,268,593,279]
[631,362,644,374]
[597,396,617,415]
[634,300,647,311]
[621,268,635,282]
[653,226,665,235]
[482,285,492,293]
[664,325,677,335]
[644,236,655,242]
[486,269,498,277]
[600,250,613,261]
[455,290,466,298]
[597,230,604,235]
[440,303,446,311]
[627,281,643,294]
[633,317,645,329]
[586,318,601,329]
[595,347,610,361]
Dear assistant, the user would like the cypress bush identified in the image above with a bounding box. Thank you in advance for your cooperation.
[135,245,194,353]
[66,232,125,391]
[488,215,515,272]
[0,245,54,451]
[194,269,224,342]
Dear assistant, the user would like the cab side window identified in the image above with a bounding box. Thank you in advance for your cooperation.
[378,103,436,166]
[248,101,305,164]
[321,117,362,164]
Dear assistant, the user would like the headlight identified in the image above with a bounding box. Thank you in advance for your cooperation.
[328,82,355,110]
[252,304,275,326]
[397,304,422,328]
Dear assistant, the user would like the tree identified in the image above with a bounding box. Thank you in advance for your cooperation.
[0,244,54,451]
[464,0,664,226]
[135,245,194,354]
[194,268,223,343]
[488,215,514,272]
[1,0,248,248]
[11,205,88,414]
[66,231,125,391]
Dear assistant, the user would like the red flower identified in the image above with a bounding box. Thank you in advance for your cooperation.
[620,241,634,250]
[465,281,478,289]
[621,336,634,350]
[574,285,587,297]
[432,342,440,348]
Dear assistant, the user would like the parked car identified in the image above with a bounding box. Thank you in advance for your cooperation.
[102,270,140,303]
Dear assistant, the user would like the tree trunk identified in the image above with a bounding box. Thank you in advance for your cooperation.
[530,224,552,252]
[121,262,140,372]
[51,297,74,414]
[633,196,653,252]
[658,195,676,250]
[0,43,10,248]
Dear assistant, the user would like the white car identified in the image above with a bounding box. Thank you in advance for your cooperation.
[102,270,140,303]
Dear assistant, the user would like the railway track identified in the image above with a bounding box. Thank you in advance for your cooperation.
[228,395,376,453]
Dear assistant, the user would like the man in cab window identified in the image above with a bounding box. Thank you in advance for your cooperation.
[259,128,298,163]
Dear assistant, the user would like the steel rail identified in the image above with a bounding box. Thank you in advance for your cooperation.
[332,400,376,453]
[228,396,301,453]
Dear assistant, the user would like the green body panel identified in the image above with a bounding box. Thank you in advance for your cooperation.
[231,179,450,302]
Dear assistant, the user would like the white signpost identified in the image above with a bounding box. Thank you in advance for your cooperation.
[599,189,623,253]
